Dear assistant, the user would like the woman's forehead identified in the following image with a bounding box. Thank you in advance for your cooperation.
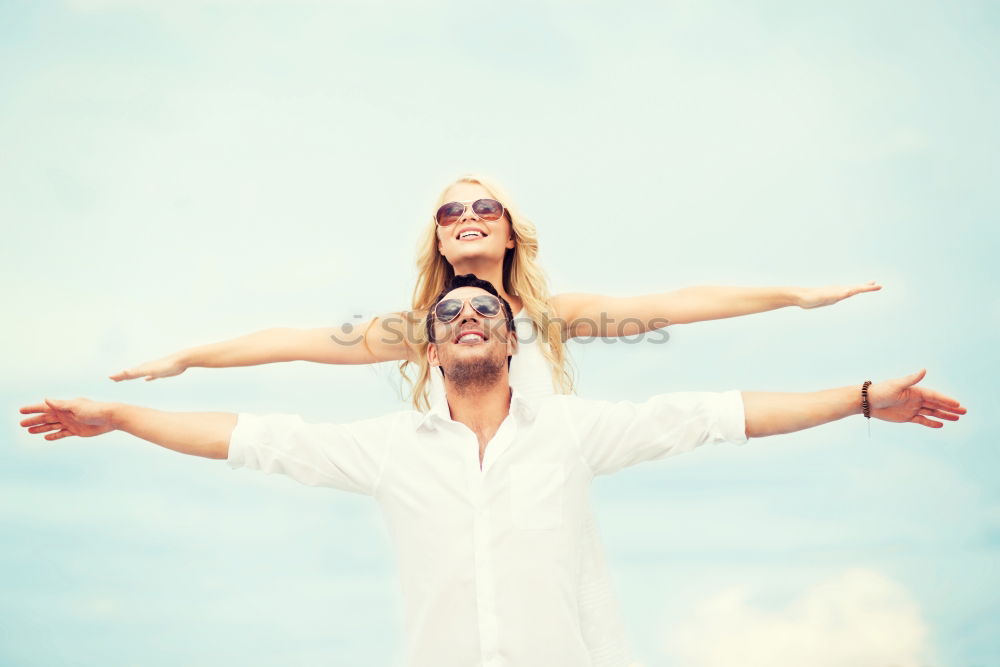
[443,181,492,201]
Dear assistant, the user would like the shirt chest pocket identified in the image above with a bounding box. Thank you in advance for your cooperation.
[510,463,564,530]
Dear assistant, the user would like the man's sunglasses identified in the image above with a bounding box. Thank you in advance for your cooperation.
[434,294,504,324]
[435,199,506,227]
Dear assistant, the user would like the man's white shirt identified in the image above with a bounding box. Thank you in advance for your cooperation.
[227,390,748,667]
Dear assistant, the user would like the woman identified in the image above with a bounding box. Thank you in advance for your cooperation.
[111,174,879,667]
[112,173,879,410]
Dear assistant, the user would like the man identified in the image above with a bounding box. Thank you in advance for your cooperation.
[19,275,966,667]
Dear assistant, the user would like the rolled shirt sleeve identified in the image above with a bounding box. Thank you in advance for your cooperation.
[227,412,396,496]
[568,390,748,476]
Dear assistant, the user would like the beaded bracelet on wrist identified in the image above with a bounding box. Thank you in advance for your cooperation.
[861,380,872,419]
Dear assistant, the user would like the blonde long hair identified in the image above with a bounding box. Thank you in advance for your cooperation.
[401,174,574,410]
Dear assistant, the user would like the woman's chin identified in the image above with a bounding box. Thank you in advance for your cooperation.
[445,246,506,269]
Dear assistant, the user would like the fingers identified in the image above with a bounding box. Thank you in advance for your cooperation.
[852,282,882,294]
[927,401,966,416]
[918,407,961,422]
[20,413,55,427]
[44,398,69,411]
[921,389,964,409]
[20,400,68,419]
[111,369,157,382]
[110,369,138,382]
[19,414,70,438]
[19,400,83,441]
[877,370,922,397]
[28,422,62,434]
[910,415,943,428]
[111,368,157,382]
[898,368,926,388]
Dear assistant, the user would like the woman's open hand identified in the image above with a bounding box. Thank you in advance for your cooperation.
[109,353,187,382]
[797,281,882,309]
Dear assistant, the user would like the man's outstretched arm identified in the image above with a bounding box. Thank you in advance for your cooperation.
[742,369,966,438]
[19,398,235,459]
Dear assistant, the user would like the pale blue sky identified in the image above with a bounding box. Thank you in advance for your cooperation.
[1,1,997,665]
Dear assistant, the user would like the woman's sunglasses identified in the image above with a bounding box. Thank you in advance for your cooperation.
[434,294,504,324]
[435,199,506,227]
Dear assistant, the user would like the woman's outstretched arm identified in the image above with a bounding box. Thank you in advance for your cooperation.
[110,311,424,382]
[550,282,880,338]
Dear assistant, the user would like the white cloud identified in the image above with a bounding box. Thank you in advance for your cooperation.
[664,568,933,667]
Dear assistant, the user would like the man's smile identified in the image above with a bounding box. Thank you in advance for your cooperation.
[454,328,486,344]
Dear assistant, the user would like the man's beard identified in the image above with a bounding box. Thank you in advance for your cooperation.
[446,353,506,394]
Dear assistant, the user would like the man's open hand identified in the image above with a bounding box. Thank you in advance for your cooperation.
[868,369,966,428]
[19,398,116,441]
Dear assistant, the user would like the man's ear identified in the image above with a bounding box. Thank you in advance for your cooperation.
[427,341,441,368]
[506,329,518,357]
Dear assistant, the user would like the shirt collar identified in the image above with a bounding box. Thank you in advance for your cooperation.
[417,393,452,431]
[417,386,537,431]
[509,388,538,421]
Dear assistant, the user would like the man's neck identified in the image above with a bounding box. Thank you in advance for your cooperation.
[444,378,512,465]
